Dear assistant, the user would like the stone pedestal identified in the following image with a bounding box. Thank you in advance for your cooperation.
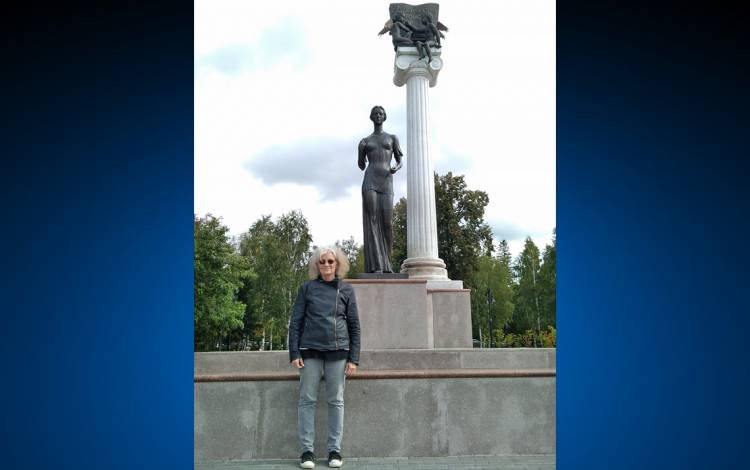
[346,278,471,350]
[393,47,450,281]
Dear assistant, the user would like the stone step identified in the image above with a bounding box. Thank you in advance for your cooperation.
[196,454,556,469]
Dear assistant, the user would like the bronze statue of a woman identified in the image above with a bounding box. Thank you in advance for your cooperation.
[358,106,403,273]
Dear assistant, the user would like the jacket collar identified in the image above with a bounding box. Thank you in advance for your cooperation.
[317,275,340,287]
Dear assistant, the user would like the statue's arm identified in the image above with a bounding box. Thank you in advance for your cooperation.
[431,24,441,46]
[358,139,367,171]
[392,23,406,40]
[398,20,413,32]
[391,135,403,173]
[393,134,404,157]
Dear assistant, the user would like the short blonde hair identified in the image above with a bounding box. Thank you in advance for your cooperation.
[308,245,350,280]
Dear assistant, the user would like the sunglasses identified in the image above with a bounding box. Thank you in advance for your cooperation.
[318,259,336,265]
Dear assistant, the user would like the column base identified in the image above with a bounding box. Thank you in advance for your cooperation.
[401,257,449,280]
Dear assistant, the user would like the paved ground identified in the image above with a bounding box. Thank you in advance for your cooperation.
[197,455,555,470]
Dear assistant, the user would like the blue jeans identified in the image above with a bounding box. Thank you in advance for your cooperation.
[297,358,346,454]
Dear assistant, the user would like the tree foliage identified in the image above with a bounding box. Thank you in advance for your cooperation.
[507,232,556,342]
[500,326,556,348]
[391,197,407,273]
[238,211,312,350]
[538,228,556,328]
[194,214,251,351]
[509,237,544,344]
[469,239,515,347]
[434,172,494,284]
[336,237,364,277]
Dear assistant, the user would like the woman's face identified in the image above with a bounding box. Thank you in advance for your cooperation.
[371,108,385,124]
[318,252,337,277]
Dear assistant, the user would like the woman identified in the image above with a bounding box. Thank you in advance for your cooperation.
[358,106,403,273]
[288,246,361,469]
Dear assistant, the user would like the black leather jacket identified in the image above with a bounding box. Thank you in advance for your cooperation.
[288,277,361,364]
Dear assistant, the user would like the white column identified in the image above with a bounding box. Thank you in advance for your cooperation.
[393,47,449,281]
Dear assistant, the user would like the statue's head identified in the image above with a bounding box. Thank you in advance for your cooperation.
[370,106,387,123]
[422,13,433,25]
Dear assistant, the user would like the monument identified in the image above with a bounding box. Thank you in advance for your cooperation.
[361,3,458,288]
[348,2,469,352]
[384,3,455,284]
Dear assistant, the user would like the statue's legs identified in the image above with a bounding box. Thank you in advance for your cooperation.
[378,192,394,273]
[362,188,392,273]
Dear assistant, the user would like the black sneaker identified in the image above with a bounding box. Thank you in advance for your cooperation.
[327,451,343,468]
[300,451,316,469]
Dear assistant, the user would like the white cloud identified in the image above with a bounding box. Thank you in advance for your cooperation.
[195,0,556,258]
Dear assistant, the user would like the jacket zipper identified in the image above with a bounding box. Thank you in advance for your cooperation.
[332,285,340,349]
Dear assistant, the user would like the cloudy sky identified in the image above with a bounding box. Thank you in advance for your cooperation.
[195,0,555,259]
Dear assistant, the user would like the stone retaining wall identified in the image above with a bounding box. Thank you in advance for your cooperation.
[195,349,556,461]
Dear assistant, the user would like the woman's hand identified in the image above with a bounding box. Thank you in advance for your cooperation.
[345,362,358,376]
[291,358,305,369]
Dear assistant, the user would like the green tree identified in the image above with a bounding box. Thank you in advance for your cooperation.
[510,237,543,344]
[391,197,407,273]
[238,211,312,350]
[194,214,251,351]
[470,240,515,347]
[538,228,556,328]
[434,172,494,284]
[493,240,516,341]
[336,237,364,277]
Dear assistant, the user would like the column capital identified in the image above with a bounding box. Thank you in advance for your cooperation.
[393,47,443,87]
